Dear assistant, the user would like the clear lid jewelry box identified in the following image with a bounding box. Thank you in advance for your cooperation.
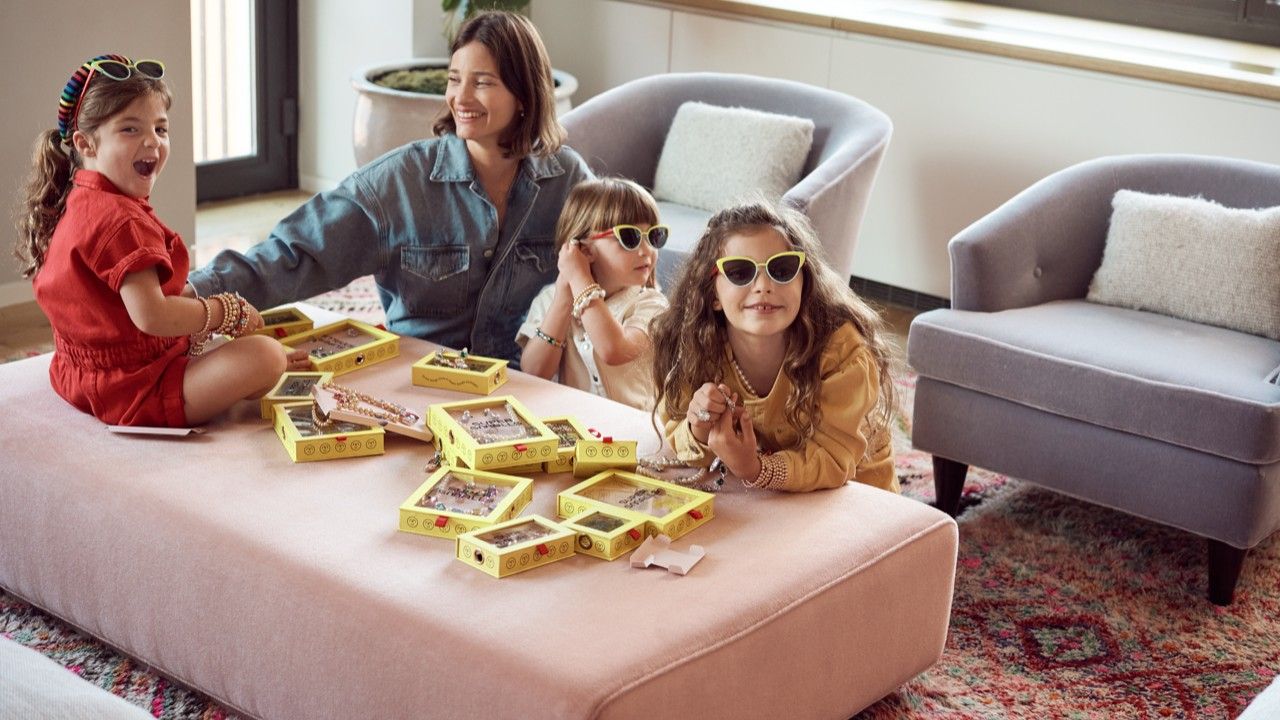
[399,465,534,540]
[272,401,385,463]
[255,305,314,339]
[558,471,715,541]
[455,515,577,578]
[538,415,594,474]
[427,396,560,473]
[259,371,334,420]
[561,508,646,561]
[411,349,509,395]
[279,319,399,376]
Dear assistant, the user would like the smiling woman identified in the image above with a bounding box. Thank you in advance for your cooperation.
[190,11,593,367]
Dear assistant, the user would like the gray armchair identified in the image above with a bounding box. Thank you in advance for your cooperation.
[907,154,1280,605]
[561,73,892,287]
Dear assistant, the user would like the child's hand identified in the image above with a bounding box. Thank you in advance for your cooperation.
[708,404,761,480]
[558,241,595,288]
[241,303,265,334]
[687,382,733,442]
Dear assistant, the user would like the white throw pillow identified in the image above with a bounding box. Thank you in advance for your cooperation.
[652,102,814,213]
[1087,189,1280,340]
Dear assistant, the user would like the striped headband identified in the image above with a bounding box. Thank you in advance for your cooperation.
[57,53,131,142]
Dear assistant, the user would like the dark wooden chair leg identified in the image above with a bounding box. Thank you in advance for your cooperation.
[1207,539,1248,606]
[932,456,968,517]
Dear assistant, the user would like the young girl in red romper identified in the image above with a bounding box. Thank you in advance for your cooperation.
[16,54,285,427]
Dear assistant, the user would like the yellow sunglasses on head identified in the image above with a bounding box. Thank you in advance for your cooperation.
[714,251,806,286]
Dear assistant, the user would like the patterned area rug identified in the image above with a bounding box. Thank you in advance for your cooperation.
[2,289,1276,718]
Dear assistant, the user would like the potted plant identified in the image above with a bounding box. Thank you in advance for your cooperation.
[351,0,578,167]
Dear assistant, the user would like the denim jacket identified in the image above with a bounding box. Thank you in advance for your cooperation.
[188,133,592,365]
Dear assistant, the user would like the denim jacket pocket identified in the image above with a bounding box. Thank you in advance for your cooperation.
[502,238,558,314]
[401,244,471,317]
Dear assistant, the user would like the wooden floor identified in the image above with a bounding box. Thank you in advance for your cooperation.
[0,189,920,360]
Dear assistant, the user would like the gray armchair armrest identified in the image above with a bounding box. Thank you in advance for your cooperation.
[948,157,1119,312]
[785,117,890,279]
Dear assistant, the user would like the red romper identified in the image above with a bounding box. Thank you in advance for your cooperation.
[34,170,192,427]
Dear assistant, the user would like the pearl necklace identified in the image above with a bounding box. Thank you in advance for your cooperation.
[730,355,761,398]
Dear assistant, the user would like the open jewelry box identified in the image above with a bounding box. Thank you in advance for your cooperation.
[311,381,432,442]
[539,415,593,473]
[271,401,385,463]
[455,515,577,578]
[427,396,559,473]
[280,319,399,376]
[398,466,533,540]
[561,508,646,561]
[558,471,715,541]
[255,306,314,339]
[411,350,508,395]
[260,371,333,420]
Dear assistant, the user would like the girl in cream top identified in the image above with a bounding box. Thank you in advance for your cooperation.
[651,201,898,493]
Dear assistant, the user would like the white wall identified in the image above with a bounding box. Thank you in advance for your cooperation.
[0,1,194,306]
[529,0,1280,298]
[297,0,449,192]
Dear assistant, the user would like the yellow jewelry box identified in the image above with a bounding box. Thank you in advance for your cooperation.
[398,466,533,540]
[427,396,560,473]
[573,437,639,477]
[260,371,334,420]
[280,319,399,376]
[411,350,508,395]
[272,401,385,463]
[256,306,314,339]
[562,508,647,561]
[456,515,577,578]
[558,471,715,541]
[540,415,593,473]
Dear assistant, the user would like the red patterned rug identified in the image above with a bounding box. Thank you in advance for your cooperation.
[2,292,1276,718]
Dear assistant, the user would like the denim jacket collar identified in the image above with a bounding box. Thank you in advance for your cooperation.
[429,133,566,184]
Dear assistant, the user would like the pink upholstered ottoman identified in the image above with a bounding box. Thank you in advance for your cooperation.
[0,307,957,720]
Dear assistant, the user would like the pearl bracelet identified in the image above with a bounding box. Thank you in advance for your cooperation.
[571,283,606,320]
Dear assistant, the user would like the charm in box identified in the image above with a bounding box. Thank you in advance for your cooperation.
[456,515,577,578]
[312,381,432,442]
[260,371,333,420]
[272,401,384,462]
[540,415,593,473]
[559,471,714,541]
[428,396,559,472]
[256,306,314,339]
[412,349,508,395]
[398,466,533,540]
[562,508,646,561]
[573,435,638,477]
[280,319,399,376]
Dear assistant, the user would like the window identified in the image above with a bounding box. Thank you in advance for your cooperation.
[969,0,1280,46]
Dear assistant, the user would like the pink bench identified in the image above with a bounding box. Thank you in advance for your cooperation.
[0,307,956,719]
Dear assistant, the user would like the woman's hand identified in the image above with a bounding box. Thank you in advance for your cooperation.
[557,241,595,291]
[708,405,760,479]
[686,383,733,443]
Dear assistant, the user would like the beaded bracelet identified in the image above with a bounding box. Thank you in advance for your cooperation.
[571,283,606,320]
[743,451,787,490]
[197,297,215,334]
[535,328,565,348]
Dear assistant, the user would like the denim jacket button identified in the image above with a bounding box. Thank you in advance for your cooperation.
[483,248,494,258]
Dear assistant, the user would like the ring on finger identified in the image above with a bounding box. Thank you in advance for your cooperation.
[694,409,712,423]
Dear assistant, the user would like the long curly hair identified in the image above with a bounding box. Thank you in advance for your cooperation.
[649,201,896,450]
[16,64,170,278]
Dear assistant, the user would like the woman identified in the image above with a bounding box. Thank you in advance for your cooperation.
[187,12,592,365]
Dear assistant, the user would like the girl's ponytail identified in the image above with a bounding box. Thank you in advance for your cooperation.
[16,129,74,278]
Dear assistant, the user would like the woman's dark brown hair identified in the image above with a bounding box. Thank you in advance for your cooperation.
[432,11,564,159]
[16,73,171,278]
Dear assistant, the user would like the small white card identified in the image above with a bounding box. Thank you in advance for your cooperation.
[106,425,206,437]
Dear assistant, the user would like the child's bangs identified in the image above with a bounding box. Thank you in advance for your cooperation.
[595,183,660,229]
